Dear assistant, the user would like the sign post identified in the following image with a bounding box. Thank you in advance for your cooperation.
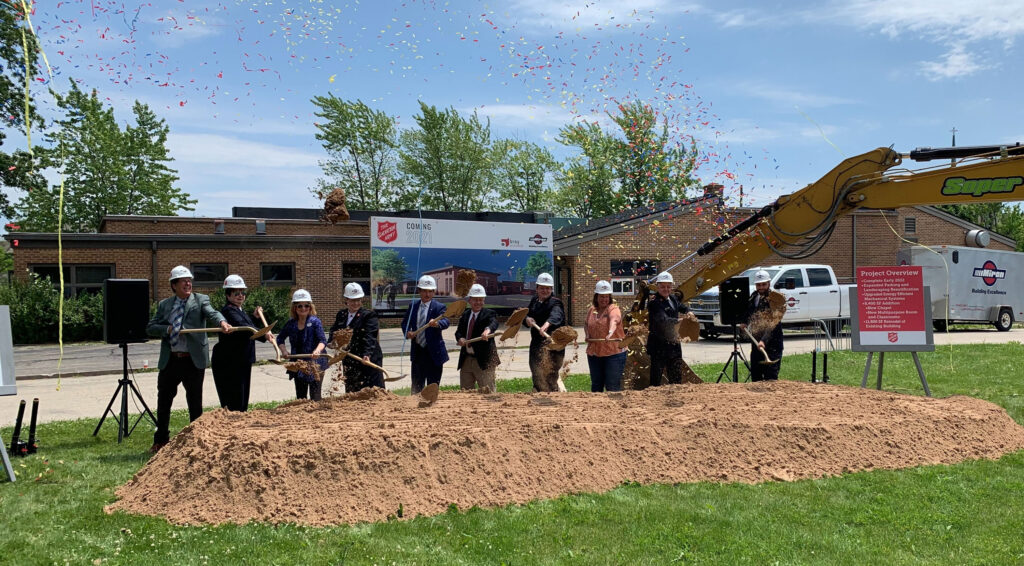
[850,267,935,396]
[1,306,16,481]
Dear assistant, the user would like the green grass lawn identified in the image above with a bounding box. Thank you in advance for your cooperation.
[2,343,1023,565]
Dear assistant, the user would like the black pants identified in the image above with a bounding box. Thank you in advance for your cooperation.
[528,343,565,392]
[410,342,443,394]
[342,360,385,393]
[154,355,205,444]
[294,379,323,401]
[212,355,252,411]
[649,341,683,386]
[750,347,781,381]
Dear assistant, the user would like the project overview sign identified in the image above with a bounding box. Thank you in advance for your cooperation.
[369,216,554,317]
[851,266,934,352]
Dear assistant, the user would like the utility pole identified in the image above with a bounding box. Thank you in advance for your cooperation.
[950,126,958,166]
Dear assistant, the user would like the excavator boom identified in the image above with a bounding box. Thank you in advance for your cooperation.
[675,144,1024,302]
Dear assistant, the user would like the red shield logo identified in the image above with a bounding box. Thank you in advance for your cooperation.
[787,297,797,307]
[887,332,898,343]
[377,221,397,244]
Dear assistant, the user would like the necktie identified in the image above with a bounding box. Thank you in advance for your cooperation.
[169,298,184,347]
[416,303,428,347]
[467,313,477,338]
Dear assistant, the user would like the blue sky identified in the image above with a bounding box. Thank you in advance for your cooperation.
[4,0,1024,230]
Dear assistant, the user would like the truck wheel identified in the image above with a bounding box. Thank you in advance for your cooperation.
[995,308,1013,332]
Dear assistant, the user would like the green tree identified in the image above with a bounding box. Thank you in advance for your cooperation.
[311,95,399,210]
[398,102,492,212]
[371,248,410,285]
[13,81,194,232]
[0,2,45,220]
[551,121,620,218]
[523,252,553,277]
[489,139,557,212]
[551,102,699,217]
[937,203,1024,250]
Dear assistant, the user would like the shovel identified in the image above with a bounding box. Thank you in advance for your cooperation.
[740,326,776,364]
[255,310,282,362]
[527,320,568,392]
[332,351,406,382]
[410,300,467,339]
[178,325,274,339]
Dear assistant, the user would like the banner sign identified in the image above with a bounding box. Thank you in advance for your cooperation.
[851,266,934,352]
[1,306,16,396]
[369,217,554,317]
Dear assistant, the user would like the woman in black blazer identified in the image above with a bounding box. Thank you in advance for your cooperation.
[211,275,273,411]
[330,282,384,392]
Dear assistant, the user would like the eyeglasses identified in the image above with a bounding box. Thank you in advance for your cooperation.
[231,291,247,296]
[296,304,312,309]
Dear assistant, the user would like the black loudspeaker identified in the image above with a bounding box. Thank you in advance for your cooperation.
[103,279,150,344]
[719,276,750,326]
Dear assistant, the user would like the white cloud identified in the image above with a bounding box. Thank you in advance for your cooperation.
[919,43,991,81]
[168,133,321,170]
[732,81,856,109]
[823,0,1024,44]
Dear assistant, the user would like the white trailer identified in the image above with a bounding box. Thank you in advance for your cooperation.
[896,245,1024,331]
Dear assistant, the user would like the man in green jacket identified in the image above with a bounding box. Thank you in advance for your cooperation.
[146,265,232,453]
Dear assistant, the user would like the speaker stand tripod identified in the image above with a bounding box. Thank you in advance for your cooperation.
[716,324,751,383]
[93,343,157,442]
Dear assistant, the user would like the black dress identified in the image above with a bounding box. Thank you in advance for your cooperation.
[330,307,385,392]
[211,304,266,411]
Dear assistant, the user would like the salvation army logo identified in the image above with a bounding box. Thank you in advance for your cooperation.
[972,260,1005,286]
[530,233,548,245]
[377,221,398,244]
[888,332,899,343]
[787,297,797,307]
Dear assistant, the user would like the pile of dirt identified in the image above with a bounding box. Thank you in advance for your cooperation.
[106,382,1024,526]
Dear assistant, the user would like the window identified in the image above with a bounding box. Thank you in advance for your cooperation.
[342,262,371,298]
[904,216,917,234]
[806,268,833,287]
[30,264,114,297]
[774,268,805,289]
[260,263,295,285]
[611,277,635,295]
[609,259,660,277]
[190,263,228,286]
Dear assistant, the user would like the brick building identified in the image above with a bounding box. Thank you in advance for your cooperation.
[4,203,1014,326]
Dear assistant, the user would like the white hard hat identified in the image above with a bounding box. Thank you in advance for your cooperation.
[655,271,674,284]
[169,265,193,281]
[292,289,312,303]
[594,280,613,294]
[468,284,486,298]
[753,270,771,284]
[416,275,437,290]
[536,272,554,287]
[344,282,365,299]
[222,274,246,289]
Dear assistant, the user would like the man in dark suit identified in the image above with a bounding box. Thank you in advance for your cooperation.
[146,265,232,453]
[330,282,384,392]
[454,284,500,393]
[647,271,689,386]
[401,275,450,394]
[741,270,784,381]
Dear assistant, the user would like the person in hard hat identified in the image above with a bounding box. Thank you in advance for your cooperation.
[454,284,500,393]
[647,271,690,387]
[329,282,384,392]
[401,275,450,394]
[740,269,783,381]
[146,265,233,453]
[211,275,273,412]
[276,289,329,400]
[524,272,566,392]
[585,280,626,392]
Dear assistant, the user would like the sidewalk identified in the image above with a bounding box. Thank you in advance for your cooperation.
[4,327,1022,425]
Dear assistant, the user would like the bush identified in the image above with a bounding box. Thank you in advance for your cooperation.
[0,274,106,344]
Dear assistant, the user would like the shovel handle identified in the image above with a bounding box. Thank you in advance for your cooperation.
[740,326,776,364]
[256,311,282,361]
[463,334,496,345]
[527,320,551,340]
[178,326,255,334]
[411,315,445,339]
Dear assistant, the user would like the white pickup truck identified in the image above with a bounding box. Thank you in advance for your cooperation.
[688,264,855,338]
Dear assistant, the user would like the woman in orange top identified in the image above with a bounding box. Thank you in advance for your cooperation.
[585,280,626,392]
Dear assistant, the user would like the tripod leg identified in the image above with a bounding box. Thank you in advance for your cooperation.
[119,379,129,443]
[93,385,123,437]
[125,379,158,437]
[0,442,14,482]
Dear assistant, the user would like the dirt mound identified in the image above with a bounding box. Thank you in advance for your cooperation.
[106,382,1024,526]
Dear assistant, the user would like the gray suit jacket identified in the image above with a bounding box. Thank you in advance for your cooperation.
[147,292,225,370]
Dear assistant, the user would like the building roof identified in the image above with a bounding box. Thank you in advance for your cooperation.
[231,207,542,224]
[421,265,501,277]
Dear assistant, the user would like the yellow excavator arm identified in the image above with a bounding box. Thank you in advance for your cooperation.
[675,144,1024,301]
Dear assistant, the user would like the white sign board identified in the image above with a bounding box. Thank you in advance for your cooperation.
[369,216,554,317]
[0,306,15,396]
